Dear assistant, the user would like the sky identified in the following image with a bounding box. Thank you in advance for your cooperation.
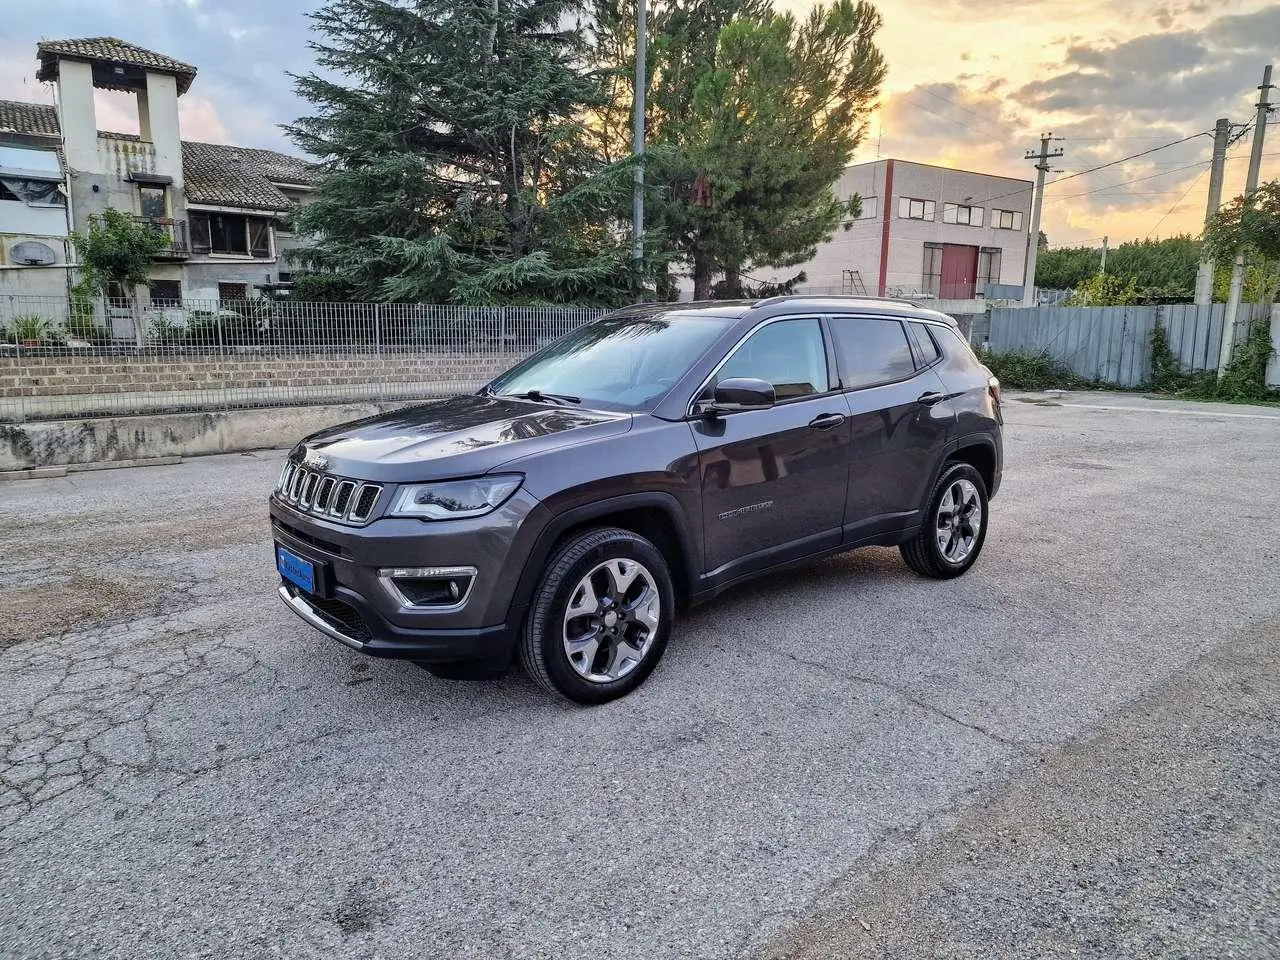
[2,0,1277,247]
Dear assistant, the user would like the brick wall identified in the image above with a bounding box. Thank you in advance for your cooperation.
[0,351,518,399]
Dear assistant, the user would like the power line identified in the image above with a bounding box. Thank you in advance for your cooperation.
[913,87,1009,137]
[975,131,1213,205]
[1146,166,1210,239]
[1057,149,1280,200]
[1055,160,1211,199]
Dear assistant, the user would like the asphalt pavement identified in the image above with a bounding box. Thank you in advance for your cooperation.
[1,391,1278,959]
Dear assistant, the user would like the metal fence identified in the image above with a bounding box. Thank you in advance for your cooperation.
[0,295,608,422]
[0,295,607,356]
[987,303,1280,388]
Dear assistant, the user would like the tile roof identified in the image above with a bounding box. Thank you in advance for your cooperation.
[0,100,60,138]
[36,38,198,95]
[182,141,320,211]
[0,99,318,212]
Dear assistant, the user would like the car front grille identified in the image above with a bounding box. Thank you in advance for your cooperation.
[277,461,384,524]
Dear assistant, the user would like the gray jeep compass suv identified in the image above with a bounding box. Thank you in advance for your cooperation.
[271,296,1003,703]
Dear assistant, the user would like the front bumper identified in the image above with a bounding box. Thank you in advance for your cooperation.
[269,488,549,666]
[276,582,515,663]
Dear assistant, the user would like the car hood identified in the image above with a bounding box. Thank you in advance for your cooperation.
[293,394,633,482]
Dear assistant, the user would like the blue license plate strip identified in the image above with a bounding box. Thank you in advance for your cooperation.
[276,544,317,593]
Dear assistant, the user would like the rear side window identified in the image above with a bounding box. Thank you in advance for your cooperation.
[828,316,917,390]
[909,322,942,366]
[717,317,830,399]
[937,325,988,375]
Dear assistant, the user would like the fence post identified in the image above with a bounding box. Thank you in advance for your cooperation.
[499,307,507,364]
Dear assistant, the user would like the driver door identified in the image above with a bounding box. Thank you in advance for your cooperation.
[690,317,852,583]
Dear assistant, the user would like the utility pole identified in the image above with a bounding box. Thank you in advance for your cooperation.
[1195,118,1233,305]
[1100,235,1108,274]
[1021,133,1064,306]
[1220,65,1273,376]
[631,0,647,268]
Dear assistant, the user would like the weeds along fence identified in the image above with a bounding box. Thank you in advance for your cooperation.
[0,296,607,422]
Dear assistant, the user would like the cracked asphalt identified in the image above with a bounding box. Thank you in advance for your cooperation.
[1,391,1278,959]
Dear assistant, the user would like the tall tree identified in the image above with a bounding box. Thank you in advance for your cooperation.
[286,0,640,304]
[591,0,886,299]
[1204,180,1280,306]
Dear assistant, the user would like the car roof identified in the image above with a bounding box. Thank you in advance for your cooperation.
[611,296,957,326]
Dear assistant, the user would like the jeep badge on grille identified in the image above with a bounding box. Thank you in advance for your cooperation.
[303,452,329,471]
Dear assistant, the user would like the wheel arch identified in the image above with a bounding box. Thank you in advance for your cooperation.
[507,493,698,622]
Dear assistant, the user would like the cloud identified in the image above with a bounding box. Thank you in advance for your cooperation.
[0,0,316,153]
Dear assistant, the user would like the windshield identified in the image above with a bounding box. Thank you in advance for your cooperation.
[487,313,732,412]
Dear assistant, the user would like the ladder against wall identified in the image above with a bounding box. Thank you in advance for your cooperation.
[841,269,867,296]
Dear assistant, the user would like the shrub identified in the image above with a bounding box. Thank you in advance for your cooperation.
[977,348,1084,390]
[6,315,60,344]
[1149,320,1277,403]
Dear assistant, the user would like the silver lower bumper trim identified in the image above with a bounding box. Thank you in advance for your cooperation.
[277,585,367,650]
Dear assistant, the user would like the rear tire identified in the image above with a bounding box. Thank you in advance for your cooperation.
[901,462,989,579]
[520,527,675,704]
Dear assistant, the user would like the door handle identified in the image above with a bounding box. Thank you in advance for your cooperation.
[917,391,945,406]
[808,412,846,430]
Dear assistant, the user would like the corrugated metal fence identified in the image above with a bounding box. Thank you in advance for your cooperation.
[987,303,1279,388]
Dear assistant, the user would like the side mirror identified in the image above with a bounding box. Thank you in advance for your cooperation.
[696,377,776,416]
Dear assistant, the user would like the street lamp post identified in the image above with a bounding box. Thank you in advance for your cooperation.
[632,0,646,266]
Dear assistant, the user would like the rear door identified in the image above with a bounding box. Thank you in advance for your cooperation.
[691,316,851,581]
[825,314,956,541]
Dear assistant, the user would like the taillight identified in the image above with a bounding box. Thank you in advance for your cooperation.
[988,376,1001,407]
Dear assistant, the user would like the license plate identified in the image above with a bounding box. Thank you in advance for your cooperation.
[276,544,316,594]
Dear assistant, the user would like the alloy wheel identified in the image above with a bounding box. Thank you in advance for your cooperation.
[935,478,983,564]
[562,558,661,683]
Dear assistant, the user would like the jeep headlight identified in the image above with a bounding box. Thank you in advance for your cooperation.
[389,475,523,520]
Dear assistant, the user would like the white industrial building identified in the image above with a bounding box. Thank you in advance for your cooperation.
[684,158,1034,303]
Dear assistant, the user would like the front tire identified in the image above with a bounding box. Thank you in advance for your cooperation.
[520,527,675,704]
[900,462,989,579]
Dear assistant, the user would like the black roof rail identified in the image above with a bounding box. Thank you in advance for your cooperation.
[753,294,923,308]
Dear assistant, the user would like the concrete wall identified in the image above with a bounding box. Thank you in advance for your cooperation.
[0,264,69,298]
[0,400,414,472]
[144,72,184,194]
[55,59,99,175]
[183,259,282,301]
[0,200,69,240]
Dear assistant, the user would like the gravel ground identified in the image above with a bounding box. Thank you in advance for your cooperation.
[0,391,1278,959]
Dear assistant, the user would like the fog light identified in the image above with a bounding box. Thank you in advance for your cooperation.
[378,566,477,608]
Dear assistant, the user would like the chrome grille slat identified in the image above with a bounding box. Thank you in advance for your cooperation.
[315,476,336,512]
[330,480,356,517]
[275,463,382,525]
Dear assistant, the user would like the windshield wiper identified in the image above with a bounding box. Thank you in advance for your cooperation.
[500,389,581,405]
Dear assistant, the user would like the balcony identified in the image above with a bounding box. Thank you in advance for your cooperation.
[137,217,191,260]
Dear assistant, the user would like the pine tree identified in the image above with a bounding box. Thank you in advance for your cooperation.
[286,0,640,304]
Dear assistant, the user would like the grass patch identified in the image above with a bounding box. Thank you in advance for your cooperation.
[976,348,1089,391]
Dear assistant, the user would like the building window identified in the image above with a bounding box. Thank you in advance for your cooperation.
[151,280,182,306]
[922,243,943,297]
[977,247,1002,294]
[138,185,167,219]
[898,197,935,221]
[190,212,273,258]
[218,282,249,302]
[993,209,1024,230]
[848,196,878,221]
[0,178,65,206]
[942,203,984,226]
